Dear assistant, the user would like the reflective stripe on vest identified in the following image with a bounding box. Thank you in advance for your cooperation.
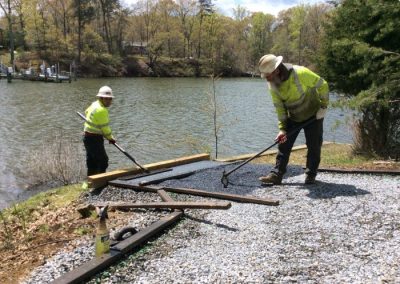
[83,101,111,136]
[282,67,324,109]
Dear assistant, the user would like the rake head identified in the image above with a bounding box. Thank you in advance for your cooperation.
[221,171,229,188]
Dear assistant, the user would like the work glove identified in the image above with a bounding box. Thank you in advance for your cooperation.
[316,107,327,120]
[275,130,287,144]
[108,138,116,144]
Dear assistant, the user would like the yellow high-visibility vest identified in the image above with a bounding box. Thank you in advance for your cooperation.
[269,65,329,130]
[84,100,114,140]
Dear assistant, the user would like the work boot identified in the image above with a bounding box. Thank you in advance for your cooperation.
[259,173,282,185]
[304,174,316,184]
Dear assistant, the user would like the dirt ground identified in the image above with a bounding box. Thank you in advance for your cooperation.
[0,200,136,284]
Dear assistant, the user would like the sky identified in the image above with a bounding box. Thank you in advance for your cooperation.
[122,0,324,17]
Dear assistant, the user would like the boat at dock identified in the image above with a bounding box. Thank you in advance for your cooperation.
[0,62,74,83]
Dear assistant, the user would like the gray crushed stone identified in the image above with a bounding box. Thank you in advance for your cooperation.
[23,163,400,283]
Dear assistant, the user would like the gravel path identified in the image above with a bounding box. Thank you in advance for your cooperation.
[23,163,400,283]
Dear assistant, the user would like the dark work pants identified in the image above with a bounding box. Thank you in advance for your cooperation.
[271,118,323,177]
[83,135,109,176]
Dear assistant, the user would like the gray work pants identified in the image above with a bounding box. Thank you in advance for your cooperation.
[271,117,323,177]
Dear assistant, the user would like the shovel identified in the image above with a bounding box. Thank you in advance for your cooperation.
[221,116,317,188]
[76,111,150,173]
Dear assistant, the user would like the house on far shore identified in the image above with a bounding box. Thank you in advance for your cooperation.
[123,41,148,55]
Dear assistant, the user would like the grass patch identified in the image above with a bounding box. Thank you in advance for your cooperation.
[253,143,399,170]
[1,184,86,221]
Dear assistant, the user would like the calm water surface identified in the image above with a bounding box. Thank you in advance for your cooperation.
[0,77,352,208]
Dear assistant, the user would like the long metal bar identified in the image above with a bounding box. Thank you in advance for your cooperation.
[112,142,149,173]
[76,111,149,172]
[221,117,316,187]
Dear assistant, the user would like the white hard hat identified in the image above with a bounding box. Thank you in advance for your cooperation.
[96,86,114,98]
[259,54,283,78]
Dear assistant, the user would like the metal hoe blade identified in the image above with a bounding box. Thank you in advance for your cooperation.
[221,171,229,188]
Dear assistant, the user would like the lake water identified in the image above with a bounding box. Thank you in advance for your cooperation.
[0,77,353,209]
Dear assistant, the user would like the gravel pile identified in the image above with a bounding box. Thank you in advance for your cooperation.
[23,163,400,283]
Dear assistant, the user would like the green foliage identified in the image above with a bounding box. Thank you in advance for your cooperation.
[83,27,108,54]
[320,0,400,158]
[1,0,333,77]
[0,210,14,249]
[74,226,91,235]
[271,4,330,68]
[248,12,274,66]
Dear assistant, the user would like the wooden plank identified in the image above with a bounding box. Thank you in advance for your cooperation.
[93,201,232,210]
[313,167,400,175]
[158,186,280,206]
[156,189,184,213]
[88,153,210,188]
[52,211,183,284]
[108,181,279,206]
[157,189,174,202]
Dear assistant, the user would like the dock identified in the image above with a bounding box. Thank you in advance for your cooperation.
[0,72,72,83]
[0,62,74,83]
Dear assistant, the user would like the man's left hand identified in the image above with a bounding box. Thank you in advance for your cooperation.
[109,139,116,144]
[316,107,327,120]
[275,130,287,144]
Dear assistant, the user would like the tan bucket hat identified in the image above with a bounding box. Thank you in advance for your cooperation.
[259,54,283,78]
[96,86,114,98]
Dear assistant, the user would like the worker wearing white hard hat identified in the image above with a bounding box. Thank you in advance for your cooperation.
[96,86,115,98]
[258,54,329,185]
[82,86,116,181]
[259,54,283,78]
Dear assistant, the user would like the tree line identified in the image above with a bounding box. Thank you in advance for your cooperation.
[0,0,330,74]
[0,0,399,158]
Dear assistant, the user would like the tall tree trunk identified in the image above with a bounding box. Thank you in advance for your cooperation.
[197,14,203,59]
[7,0,14,66]
[77,1,82,63]
[99,0,112,53]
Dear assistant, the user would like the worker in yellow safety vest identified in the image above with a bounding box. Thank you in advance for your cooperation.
[82,86,116,178]
[258,54,329,185]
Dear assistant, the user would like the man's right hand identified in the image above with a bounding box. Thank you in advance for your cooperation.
[109,139,116,144]
[275,130,287,144]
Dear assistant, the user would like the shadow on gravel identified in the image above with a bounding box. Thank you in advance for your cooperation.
[185,215,239,232]
[303,181,370,199]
